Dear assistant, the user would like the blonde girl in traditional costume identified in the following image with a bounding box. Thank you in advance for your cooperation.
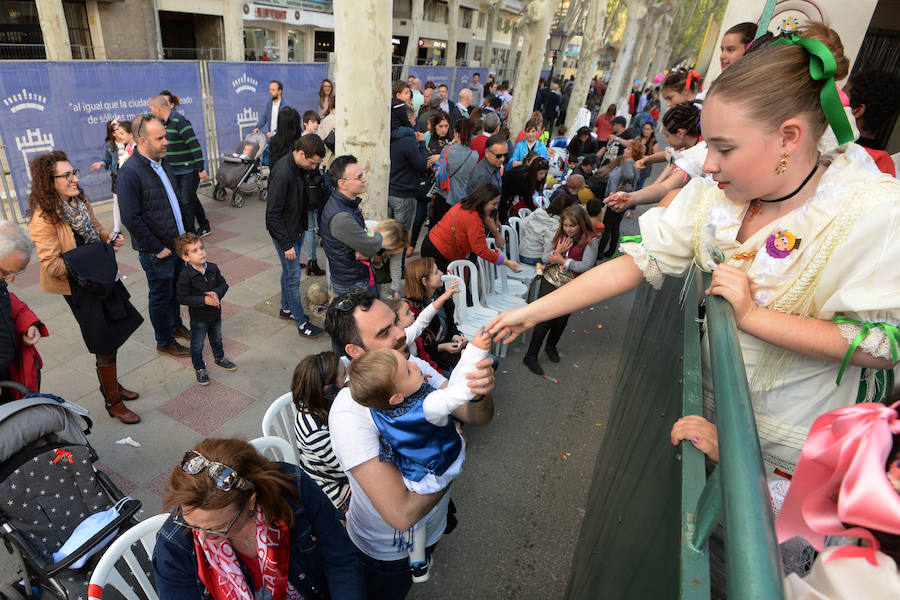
[488,23,899,479]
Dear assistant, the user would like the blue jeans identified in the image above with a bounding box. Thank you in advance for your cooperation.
[519,255,540,265]
[331,277,377,297]
[189,318,223,370]
[361,544,435,600]
[272,238,309,326]
[303,210,318,261]
[137,252,184,347]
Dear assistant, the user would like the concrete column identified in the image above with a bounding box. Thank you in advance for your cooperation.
[446,0,459,67]
[564,0,607,132]
[34,0,72,60]
[481,0,499,71]
[85,0,105,59]
[333,0,391,218]
[508,0,554,136]
[223,0,244,62]
[401,0,424,79]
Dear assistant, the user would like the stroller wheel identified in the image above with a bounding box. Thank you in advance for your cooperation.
[213,184,227,202]
[232,193,244,208]
[259,187,268,202]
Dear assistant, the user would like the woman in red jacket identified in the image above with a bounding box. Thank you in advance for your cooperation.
[421,183,521,274]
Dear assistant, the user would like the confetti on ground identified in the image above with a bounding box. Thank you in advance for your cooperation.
[583,329,589,334]
[542,375,559,384]
[577,508,586,517]
[589,307,595,311]
[501,370,508,374]
[595,423,604,427]
[562,454,568,461]
[566,453,571,456]
[597,324,603,329]
[573,363,579,368]
[115,437,141,447]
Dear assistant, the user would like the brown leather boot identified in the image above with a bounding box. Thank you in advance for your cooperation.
[97,364,140,424]
[117,383,140,401]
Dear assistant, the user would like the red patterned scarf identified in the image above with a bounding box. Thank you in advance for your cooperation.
[193,507,302,600]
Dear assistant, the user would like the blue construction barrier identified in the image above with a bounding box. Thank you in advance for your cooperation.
[0,61,206,213]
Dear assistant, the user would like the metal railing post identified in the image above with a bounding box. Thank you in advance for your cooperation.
[702,270,784,600]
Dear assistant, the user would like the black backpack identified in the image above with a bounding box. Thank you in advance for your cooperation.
[303,168,328,212]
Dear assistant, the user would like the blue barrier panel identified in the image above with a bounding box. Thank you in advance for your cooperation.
[207,62,327,152]
[408,66,455,96]
[0,61,206,212]
[453,67,482,97]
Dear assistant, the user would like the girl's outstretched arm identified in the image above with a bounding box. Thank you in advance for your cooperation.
[488,255,647,342]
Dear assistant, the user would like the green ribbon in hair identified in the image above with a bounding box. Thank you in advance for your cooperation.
[832,316,899,386]
[770,34,855,146]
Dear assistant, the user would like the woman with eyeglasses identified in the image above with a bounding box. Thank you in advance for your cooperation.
[153,437,365,600]
[28,151,143,424]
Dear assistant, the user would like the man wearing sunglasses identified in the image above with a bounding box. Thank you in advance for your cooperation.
[323,289,495,598]
[118,114,193,357]
[467,134,507,196]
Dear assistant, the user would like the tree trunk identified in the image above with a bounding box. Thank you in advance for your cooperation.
[564,0,608,132]
[334,0,392,218]
[604,0,648,116]
[401,0,425,79]
[509,0,555,135]
[504,21,523,83]
[482,1,500,71]
[446,0,460,67]
[648,12,673,85]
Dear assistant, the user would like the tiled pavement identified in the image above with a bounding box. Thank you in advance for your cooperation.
[12,188,332,516]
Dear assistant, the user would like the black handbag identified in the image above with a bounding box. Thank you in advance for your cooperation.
[62,242,118,298]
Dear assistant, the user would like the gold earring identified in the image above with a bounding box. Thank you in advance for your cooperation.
[776,152,789,175]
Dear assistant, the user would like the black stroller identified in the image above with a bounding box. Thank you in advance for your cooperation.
[0,389,142,599]
[213,132,268,208]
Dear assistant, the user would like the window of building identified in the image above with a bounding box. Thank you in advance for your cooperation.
[0,1,44,59]
[244,27,279,61]
[424,0,447,24]
[477,11,485,29]
[63,0,92,58]
[287,30,306,62]
[393,0,411,19]
[473,45,482,62]
[460,7,472,29]
[314,30,333,62]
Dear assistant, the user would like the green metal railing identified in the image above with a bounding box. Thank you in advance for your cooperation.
[567,268,783,598]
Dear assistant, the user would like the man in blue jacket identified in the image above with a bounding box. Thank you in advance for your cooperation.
[118,115,192,357]
[388,103,437,234]
[253,80,284,140]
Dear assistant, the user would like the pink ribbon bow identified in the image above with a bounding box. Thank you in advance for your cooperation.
[776,402,900,566]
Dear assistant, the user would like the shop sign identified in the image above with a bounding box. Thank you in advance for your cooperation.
[255,6,287,20]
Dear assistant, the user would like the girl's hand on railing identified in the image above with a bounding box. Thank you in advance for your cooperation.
[705,264,756,329]
[671,415,719,463]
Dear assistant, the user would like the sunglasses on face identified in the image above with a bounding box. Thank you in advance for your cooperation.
[333,288,372,312]
[489,150,507,159]
[53,169,80,182]
[180,450,255,492]
[172,504,245,536]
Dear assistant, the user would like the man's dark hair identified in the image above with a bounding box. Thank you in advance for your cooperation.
[438,83,448,90]
[611,116,627,127]
[302,110,321,125]
[488,96,502,111]
[473,73,481,79]
[586,198,603,217]
[847,70,900,140]
[328,154,358,182]
[324,289,378,351]
[270,80,283,92]
[499,80,509,91]
[292,134,326,158]
[392,80,410,97]
[486,133,506,151]
[581,153,600,168]
[424,80,436,90]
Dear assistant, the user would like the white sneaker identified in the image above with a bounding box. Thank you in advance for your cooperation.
[411,557,431,583]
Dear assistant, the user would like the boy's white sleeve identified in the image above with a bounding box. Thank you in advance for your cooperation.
[422,344,490,426]
[405,303,438,345]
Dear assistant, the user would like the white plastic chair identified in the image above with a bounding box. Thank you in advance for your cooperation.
[507,216,522,241]
[446,260,500,322]
[517,208,532,219]
[88,513,169,600]
[485,239,528,298]
[250,435,298,465]
[262,392,301,465]
[501,225,536,282]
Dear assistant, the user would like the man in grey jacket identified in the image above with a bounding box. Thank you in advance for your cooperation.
[468,134,507,195]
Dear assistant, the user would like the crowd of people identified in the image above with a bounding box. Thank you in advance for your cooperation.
[0,17,898,600]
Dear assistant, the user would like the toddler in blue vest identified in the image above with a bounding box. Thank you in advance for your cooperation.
[347,328,492,582]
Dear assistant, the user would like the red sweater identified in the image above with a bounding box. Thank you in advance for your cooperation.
[428,204,501,264]
[8,292,47,399]
[469,133,489,160]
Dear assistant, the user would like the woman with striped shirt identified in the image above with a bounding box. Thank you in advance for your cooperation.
[291,351,351,511]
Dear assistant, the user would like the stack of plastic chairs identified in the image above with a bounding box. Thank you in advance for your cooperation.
[486,238,529,298]
[442,264,498,336]
[501,224,536,283]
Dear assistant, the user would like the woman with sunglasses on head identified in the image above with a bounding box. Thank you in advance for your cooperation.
[154,437,365,600]
[28,151,143,424]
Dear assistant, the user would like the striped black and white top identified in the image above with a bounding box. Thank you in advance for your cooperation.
[295,410,351,511]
